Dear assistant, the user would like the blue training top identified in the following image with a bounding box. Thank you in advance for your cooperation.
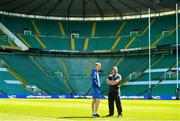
[91,69,100,89]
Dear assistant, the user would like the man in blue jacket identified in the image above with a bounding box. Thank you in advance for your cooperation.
[91,62,101,117]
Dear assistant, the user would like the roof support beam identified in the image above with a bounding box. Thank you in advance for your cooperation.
[106,0,122,17]
[67,0,74,17]
[0,0,15,6]
[118,0,140,14]
[29,0,49,14]
[10,0,34,11]
[82,0,85,18]
[93,0,103,17]
[150,0,174,11]
[158,3,175,10]
[47,0,63,15]
[132,0,157,12]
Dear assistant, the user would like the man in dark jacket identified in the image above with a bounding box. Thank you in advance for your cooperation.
[106,66,123,117]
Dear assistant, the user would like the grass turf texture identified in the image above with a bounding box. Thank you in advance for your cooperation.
[0,99,180,121]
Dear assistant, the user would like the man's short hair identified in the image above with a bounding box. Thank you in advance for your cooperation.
[95,62,101,67]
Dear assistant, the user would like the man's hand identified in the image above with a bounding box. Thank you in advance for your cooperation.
[106,80,111,85]
[107,80,120,85]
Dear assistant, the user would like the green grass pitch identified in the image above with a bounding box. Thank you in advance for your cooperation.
[0,99,180,121]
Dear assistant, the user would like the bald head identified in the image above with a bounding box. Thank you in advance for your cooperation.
[112,66,118,75]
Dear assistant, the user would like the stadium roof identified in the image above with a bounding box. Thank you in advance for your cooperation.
[0,0,179,18]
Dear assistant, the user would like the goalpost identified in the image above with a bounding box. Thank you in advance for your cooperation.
[148,4,179,99]
[148,8,152,99]
[175,4,179,100]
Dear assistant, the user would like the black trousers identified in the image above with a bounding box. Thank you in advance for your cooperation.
[108,91,122,115]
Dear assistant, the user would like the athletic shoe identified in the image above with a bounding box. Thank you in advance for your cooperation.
[92,114,100,118]
[117,114,122,117]
[105,114,113,117]
[95,114,100,117]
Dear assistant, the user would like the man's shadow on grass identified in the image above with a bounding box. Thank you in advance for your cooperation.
[58,115,110,119]
[58,116,93,119]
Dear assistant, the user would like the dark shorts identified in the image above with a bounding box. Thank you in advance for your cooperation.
[92,87,100,99]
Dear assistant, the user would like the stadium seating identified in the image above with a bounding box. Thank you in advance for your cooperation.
[0,52,178,96]
[0,54,70,94]
[0,14,179,97]
[0,29,17,48]
[0,14,178,51]
[0,63,31,94]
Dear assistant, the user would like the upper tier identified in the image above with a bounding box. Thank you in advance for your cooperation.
[0,14,179,51]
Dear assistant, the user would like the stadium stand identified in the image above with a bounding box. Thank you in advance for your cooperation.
[0,54,70,94]
[0,14,178,51]
[0,59,31,94]
[0,51,178,96]
[0,13,179,97]
[0,29,20,49]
